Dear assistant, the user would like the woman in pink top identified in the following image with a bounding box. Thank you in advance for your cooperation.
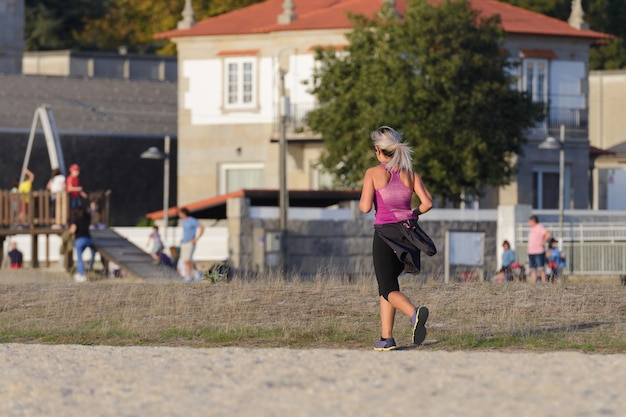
[359,126,434,351]
[527,215,551,283]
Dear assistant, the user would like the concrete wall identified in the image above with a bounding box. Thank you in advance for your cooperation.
[22,51,177,81]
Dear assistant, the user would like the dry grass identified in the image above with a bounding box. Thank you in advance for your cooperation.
[1,269,625,352]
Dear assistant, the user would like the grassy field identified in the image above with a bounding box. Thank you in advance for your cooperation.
[1,269,625,352]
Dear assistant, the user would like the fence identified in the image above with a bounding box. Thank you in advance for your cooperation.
[0,189,111,229]
[515,222,626,275]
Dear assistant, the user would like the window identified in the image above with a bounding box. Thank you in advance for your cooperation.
[532,166,569,209]
[523,59,548,103]
[310,162,334,190]
[522,59,548,134]
[224,57,256,109]
[219,163,264,194]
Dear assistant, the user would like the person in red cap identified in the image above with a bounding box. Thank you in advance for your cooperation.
[66,164,88,208]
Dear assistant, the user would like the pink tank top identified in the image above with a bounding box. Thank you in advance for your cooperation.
[374,166,414,225]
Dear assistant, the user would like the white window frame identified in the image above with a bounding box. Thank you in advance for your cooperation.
[309,161,334,190]
[219,162,264,194]
[522,59,549,103]
[223,57,257,110]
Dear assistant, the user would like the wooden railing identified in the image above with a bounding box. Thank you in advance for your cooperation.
[0,189,111,230]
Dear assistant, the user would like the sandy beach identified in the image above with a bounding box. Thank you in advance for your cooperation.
[1,343,625,417]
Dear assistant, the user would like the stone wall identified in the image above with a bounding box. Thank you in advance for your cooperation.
[227,198,498,280]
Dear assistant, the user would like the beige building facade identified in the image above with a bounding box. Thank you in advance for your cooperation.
[589,70,626,209]
[158,0,609,210]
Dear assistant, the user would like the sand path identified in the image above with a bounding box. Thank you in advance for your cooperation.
[1,344,624,416]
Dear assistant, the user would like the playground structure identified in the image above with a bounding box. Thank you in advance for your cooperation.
[1,106,179,281]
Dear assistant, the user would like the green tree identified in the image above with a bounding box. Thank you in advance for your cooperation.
[25,0,264,54]
[75,0,265,54]
[25,0,106,50]
[308,0,543,204]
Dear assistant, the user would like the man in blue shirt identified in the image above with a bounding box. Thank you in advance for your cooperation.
[178,207,204,283]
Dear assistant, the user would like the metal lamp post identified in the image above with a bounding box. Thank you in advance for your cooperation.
[277,48,295,269]
[539,125,565,251]
[141,135,171,246]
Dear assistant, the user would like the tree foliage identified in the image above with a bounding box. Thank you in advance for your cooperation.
[25,0,106,51]
[307,0,544,203]
[25,0,264,54]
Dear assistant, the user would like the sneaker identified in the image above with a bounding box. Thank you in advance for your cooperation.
[373,337,397,351]
[194,270,203,282]
[73,273,87,283]
[152,259,161,266]
[182,277,192,284]
[411,306,429,345]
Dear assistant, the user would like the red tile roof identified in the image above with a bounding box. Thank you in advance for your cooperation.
[145,189,362,220]
[155,0,611,41]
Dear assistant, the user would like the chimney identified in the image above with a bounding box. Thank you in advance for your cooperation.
[568,0,589,30]
[277,0,297,25]
[177,0,196,30]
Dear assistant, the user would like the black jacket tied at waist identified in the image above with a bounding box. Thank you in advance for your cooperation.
[374,219,437,274]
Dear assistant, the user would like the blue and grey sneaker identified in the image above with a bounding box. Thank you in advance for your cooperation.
[411,306,429,345]
[195,270,203,282]
[373,337,397,351]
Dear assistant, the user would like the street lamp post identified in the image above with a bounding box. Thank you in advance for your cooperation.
[539,125,565,251]
[141,135,171,246]
[279,70,289,235]
[277,48,295,269]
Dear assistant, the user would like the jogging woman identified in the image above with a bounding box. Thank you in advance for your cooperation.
[359,126,435,351]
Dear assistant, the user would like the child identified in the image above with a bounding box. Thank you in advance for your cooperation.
[17,168,35,226]
[546,238,566,282]
[8,242,23,269]
[146,225,164,264]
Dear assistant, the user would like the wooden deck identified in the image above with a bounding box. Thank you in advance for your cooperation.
[1,189,181,281]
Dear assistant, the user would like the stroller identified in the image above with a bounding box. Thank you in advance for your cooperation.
[506,262,526,282]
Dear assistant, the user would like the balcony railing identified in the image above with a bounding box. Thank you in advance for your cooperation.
[273,102,318,136]
[276,97,589,140]
[526,94,589,139]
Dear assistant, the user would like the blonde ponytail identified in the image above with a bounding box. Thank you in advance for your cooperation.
[370,126,414,174]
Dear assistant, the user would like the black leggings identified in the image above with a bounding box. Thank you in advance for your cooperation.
[373,232,404,300]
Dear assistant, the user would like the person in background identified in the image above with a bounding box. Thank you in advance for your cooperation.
[66,164,88,209]
[546,238,566,282]
[7,242,23,269]
[527,215,551,283]
[496,240,516,282]
[46,168,66,228]
[178,207,204,283]
[146,225,165,265]
[69,205,92,283]
[17,168,35,226]
[359,126,435,351]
